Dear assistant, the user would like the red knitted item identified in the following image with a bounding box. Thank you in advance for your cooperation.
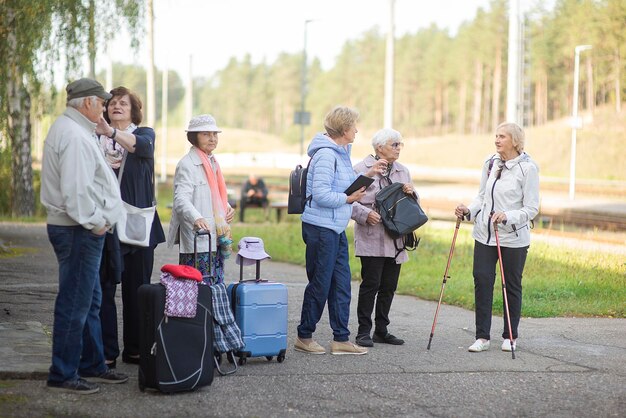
[161,264,203,282]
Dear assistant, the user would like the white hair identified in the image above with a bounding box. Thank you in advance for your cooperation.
[496,122,525,152]
[67,96,97,109]
[371,128,402,148]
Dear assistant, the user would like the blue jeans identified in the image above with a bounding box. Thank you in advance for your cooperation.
[47,225,108,384]
[297,222,352,342]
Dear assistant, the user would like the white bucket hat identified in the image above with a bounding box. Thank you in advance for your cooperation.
[186,114,222,132]
[236,237,271,266]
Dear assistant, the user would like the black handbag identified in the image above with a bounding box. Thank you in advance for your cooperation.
[374,181,428,239]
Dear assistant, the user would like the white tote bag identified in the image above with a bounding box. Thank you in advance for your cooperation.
[117,201,156,247]
[115,151,156,247]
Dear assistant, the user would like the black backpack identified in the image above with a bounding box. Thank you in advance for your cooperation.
[374,180,428,258]
[287,150,318,214]
[288,149,336,215]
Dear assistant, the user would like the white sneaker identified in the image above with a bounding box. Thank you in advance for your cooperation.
[468,339,490,352]
[501,339,517,352]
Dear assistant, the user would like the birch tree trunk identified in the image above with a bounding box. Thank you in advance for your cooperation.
[470,59,483,135]
[491,44,502,130]
[614,51,621,113]
[534,71,548,125]
[457,81,467,134]
[434,83,443,134]
[6,7,35,217]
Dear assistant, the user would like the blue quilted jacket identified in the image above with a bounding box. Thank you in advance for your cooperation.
[301,133,357,234]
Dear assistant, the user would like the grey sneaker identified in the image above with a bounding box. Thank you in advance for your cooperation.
[330,341,368,355]
[355,335,374,347]
[82,369,129,384]
[47,378,100,394]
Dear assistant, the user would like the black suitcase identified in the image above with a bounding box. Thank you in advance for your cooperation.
[137,232,215,393]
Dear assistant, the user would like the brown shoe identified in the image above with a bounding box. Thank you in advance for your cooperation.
[330,341,368,355]
[294,337,326,354]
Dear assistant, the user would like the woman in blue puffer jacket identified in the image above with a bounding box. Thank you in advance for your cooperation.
[295,106,387,356]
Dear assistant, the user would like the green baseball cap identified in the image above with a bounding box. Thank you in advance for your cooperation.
[66,78,112,102]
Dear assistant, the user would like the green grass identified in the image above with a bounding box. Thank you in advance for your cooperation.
[232,220,626,318]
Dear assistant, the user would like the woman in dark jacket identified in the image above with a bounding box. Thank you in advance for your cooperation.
[96,86,165,367]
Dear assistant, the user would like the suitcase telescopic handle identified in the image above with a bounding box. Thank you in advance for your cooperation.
[194,229,212,276]
[239,259,262,282]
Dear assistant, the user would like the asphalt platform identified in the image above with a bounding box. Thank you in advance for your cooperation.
[0,221,624,417]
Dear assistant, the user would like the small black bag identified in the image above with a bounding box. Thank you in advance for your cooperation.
[375,182,428,239]
[287,163,309,214]
[288,150,320,215]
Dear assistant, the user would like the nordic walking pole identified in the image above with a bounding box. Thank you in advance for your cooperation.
[427,217,462,350]
[493,221,516,359]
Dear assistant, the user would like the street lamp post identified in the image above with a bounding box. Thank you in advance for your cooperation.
[569,44,592,201]
[299,19,314,157]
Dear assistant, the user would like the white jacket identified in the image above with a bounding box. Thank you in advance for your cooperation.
[40,107,123,231]
[467,152,539,248]
[168,147,218,253]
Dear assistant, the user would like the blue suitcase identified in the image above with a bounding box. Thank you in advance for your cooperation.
[227,260,287,365]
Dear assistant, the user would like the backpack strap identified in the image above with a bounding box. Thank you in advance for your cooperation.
[304,149,337,209]
[392,233,420,259]
[486,154,497,178]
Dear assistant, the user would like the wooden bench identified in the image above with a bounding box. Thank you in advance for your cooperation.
[271,202,289,222]
[239,200,269,222]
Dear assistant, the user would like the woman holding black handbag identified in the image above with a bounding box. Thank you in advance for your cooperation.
[95,86,165,367]
[351,128,418,347]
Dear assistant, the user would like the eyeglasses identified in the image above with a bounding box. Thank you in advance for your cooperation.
[389,142,404,149]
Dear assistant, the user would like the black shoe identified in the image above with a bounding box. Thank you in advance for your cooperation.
[355,334,374,347]
[47,378,100,394]
[82,369,129,384]
[373,333,405,345]
[122,353,140,364]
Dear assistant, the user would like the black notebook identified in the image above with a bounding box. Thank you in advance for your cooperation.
[344,175,375,195]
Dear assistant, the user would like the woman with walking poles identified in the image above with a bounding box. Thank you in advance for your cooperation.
[454,122,539,354]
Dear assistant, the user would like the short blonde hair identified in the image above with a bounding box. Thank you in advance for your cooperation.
[324,106,359,139]
[496,122,525,152]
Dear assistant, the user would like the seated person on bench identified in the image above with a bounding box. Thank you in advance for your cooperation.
[240,174,269,221]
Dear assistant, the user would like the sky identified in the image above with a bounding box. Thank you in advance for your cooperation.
[103,0,500,80]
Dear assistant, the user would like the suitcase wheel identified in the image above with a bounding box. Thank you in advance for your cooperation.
[265,356,273,362]
[277,353,285,363]
[238,355,247,366]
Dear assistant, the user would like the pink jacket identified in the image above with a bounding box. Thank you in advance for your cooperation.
[351,155,416,263]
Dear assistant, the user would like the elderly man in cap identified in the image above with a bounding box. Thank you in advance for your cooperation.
[41,77,129,394]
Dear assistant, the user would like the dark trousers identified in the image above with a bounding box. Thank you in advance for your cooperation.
[473,241,528,340]
[121,247,154,358]
[99,232,122,362]
[239,197,268,222]
[100,280,119,361]
[356,256,402,337]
